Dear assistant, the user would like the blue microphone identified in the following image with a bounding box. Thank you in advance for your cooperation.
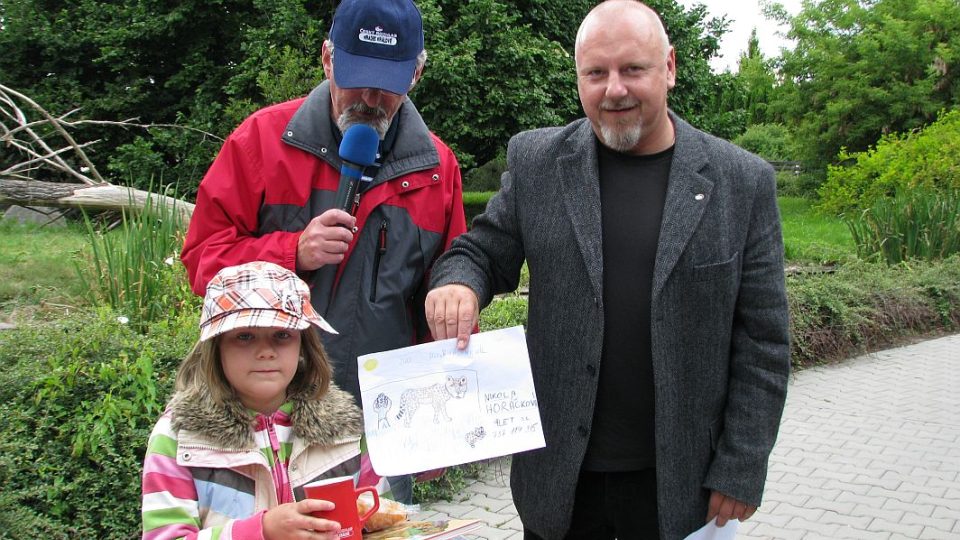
[335,124,380,214]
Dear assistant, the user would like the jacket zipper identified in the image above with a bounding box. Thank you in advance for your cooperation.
[370,219,388,302]
[263,415,293,504]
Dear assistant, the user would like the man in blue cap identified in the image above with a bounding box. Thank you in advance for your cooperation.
[182,0,467,504]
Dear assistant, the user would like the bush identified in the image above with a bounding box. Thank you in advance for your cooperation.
[733,123,798,162]
[412,460,489,503]
[844,188,960,264]
[788,256,960,367]
[462,155,506,193]
[0,308,195,538]
[776,170,822,199]
[818,109,960,216]
[480,295,528,331]
[463,191,495,228]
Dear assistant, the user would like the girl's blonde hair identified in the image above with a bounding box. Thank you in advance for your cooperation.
[175,328,332,403]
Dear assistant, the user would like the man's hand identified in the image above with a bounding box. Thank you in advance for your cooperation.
[262,499,341,539]
[425,284,479,350]
[296,209,357,271]
[706,490,757,526]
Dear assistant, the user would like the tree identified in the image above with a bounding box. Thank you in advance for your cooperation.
[771,0,960,172]
[736,28,779,125]
[0,0,739,187]
[413,0,579,169]
[650,0,740,137]
[0,0,329,197]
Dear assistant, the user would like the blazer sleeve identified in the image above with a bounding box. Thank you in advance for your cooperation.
[429,135,528,306]
[703,162,791,506]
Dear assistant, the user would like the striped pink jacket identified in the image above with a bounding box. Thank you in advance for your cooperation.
[141,385,363,540]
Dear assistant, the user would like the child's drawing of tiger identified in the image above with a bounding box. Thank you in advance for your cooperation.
[395,375,468,427]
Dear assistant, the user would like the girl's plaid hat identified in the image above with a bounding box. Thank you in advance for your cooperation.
[199,261,337,341]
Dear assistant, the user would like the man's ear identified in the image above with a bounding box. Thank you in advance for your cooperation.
[665,46,677,90]
[322,41,334,82]
[409,64,424,92]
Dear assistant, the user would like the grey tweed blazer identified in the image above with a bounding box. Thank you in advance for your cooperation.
[430,113,790,540]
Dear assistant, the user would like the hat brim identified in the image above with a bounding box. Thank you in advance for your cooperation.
[199,308,338,342]
[333,48,418,95]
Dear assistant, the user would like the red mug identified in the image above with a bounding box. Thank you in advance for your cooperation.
[304,476,380,539]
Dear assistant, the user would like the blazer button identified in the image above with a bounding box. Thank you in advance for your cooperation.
[577,425,589,437]
[585,364,596,376]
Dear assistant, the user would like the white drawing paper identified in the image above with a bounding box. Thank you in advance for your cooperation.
[357,325,545,476]
[683,518,739,540]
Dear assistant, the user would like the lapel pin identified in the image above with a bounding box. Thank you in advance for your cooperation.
[695,193,705,201]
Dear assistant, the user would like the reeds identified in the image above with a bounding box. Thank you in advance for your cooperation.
[844,188,960,265]
[76,192,189,329]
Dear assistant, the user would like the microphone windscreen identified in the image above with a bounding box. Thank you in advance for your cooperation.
[339,124,380,166]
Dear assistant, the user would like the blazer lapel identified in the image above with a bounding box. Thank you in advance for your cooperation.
[557,121,603,299]
[652,115,714,302]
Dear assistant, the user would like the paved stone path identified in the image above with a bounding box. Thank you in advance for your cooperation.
[412,333,960,539]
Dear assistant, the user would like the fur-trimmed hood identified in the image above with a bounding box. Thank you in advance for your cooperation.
[168,383,363,450]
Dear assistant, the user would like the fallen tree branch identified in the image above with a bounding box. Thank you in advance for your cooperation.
[0,83,105,184]
[1,179,195,222]
[0,84,215,223]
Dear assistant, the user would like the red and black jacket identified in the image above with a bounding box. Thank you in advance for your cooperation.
[182,81,467,401]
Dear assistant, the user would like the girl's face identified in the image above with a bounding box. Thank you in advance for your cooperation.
[218,327,302,414]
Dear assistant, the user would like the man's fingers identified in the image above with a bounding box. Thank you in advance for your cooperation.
[733,500,747,521]
[706,491,755,526]
[706,490,722,523]
[297,213,358,270]
[715,495,735,526]
[707,491,738,526]
[425,285,478,347]
[456,297,477,349]
[317,208,356,229]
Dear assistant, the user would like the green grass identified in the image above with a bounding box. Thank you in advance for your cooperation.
[778,196,854,264]
[0,221,91,319]
[462,191,496,205]
[0,196,851,322]
[462,192,854,264]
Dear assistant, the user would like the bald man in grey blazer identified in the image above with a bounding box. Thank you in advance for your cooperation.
[426,1,790,539]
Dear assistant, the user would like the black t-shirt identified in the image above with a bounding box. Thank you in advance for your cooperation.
[582,141,673,471]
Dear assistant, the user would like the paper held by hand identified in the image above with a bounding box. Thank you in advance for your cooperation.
[357,326,545,476]
[682,518,739,540]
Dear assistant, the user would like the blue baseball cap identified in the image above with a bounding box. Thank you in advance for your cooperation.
[330,0,424,96]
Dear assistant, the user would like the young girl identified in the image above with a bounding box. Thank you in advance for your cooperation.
[141,261,363,540]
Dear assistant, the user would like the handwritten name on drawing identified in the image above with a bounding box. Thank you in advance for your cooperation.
[483,389,538,414]
[482,390,540,439]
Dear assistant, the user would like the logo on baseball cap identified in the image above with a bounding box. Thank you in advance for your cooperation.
[330,0,424,95]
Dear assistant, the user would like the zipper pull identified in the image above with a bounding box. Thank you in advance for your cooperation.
[378,220,388,254]
[351,192,361,215]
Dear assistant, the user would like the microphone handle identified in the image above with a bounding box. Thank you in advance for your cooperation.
[335,176,361,214]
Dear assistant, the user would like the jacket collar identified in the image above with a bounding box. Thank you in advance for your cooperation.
[169,383,363,451]
[554,112,713,301]
[651,112,714,302]
[282,80,439,185]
